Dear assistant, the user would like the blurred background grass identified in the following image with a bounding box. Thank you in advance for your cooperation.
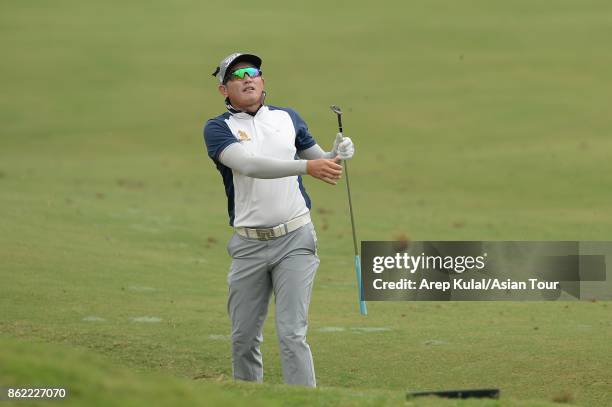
[1,1,611,405]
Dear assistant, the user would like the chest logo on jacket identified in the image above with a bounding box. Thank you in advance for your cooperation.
[237,130,251,141]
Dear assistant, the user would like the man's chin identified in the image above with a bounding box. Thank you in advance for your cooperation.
[240,96,262,106]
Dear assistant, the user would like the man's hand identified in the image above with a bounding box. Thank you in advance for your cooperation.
[306,157,343,185]
[332,133,355,160]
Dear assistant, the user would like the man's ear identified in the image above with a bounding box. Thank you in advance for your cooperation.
[218,84,228,97]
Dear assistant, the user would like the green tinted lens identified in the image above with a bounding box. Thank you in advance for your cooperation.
[231,67,261,79]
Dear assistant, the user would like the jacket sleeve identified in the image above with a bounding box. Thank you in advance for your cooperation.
[220,143,308,179]
[203,119,238,161]
[297,144,335,159]
[284,108,317,152]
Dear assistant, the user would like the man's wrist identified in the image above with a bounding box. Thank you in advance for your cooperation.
[299,160,308,175]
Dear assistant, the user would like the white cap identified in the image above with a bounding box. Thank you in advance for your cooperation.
[211,52,262,84]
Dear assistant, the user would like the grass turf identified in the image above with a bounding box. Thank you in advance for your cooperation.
[1,0,611,405]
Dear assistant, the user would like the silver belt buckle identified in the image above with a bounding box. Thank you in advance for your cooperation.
[256,228,275,240]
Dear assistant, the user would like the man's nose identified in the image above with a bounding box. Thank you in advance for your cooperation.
[243,74,253,83]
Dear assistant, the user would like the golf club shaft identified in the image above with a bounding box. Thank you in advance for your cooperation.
[336,111,357,253]
[335,110,367,315]
[343,161,358,256]
[343,160,367,315]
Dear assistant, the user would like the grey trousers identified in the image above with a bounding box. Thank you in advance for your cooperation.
[226,222,319,387]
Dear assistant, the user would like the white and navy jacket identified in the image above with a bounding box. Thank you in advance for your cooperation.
[204,105,316,228]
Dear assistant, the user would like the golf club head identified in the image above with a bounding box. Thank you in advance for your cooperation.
[330,105,343,116]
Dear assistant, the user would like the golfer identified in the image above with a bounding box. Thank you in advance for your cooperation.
[203,52,354,387]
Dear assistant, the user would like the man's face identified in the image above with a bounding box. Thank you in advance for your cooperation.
[218,62,265,110]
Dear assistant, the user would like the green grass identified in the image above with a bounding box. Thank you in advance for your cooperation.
[1,0,611,406]
[0,336,580,406]
[0,336,409,406]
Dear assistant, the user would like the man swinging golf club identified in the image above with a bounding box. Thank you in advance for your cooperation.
[203,52,354,387]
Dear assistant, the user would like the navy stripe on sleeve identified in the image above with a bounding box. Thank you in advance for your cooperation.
[203,113,237,161]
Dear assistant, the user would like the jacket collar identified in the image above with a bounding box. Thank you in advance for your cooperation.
[225,92,267,119]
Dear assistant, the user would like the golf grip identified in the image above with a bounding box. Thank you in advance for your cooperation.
[355,255,368,315]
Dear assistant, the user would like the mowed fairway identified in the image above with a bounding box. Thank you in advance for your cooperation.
[1,1,611,406]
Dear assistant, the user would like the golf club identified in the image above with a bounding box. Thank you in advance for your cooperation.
[330,105,367,316]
